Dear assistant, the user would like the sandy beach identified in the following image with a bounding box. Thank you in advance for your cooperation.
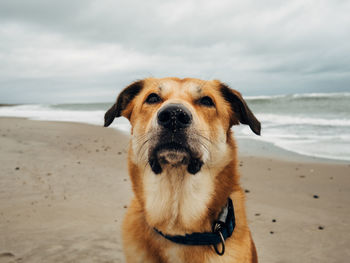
[0,117,349,263]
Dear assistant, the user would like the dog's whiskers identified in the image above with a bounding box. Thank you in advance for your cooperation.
[137,141,150,163]
[134,132,151,144]
[131,132,153,163]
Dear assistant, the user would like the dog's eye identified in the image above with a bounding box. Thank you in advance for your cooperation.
[145,93,162,104]
[198,96,215,107]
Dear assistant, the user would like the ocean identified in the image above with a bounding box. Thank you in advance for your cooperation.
[1,92,349,161]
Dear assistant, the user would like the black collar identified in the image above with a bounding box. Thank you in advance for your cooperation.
[154,198,235,256]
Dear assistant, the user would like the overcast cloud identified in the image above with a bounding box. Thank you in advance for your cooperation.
[0,0,349,103]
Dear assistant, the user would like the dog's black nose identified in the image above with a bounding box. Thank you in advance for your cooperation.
[157,104,192,131]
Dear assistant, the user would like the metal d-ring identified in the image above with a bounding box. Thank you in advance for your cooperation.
[213,224,225,256]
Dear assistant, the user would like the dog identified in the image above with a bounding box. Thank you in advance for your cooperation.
[104,77,260,263]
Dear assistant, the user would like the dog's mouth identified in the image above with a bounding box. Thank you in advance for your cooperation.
[149,142,203,175]
[157,143,190,165]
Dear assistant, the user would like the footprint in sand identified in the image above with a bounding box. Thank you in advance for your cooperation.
[0,252,15,258]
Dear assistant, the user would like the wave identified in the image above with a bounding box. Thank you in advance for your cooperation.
[262,137,350,161]
[290,92,350,98]
[236,126,350,161]
[0,104,105,125]
[0,104,131,132]
[257,113,350,127]
[245,92,350,101]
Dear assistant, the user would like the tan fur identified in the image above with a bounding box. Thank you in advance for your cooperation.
[106,78,258,263]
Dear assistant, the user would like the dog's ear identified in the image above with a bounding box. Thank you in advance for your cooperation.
[220,84,261,135]
[104,80,144,127]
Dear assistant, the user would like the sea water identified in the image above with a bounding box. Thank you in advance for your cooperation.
[1,92,349,161]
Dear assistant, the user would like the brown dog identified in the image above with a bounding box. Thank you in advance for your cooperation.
[104,77,260,263]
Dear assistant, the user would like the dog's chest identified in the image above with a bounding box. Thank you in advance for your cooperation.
[143,167,214,232]
[163,245,232,263]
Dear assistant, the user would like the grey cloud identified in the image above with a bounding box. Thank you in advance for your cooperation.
[0,0,349,103]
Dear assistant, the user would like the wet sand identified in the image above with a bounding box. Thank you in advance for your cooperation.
[0,117,349,262]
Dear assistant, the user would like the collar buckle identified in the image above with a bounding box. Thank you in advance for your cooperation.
[213,222,225,256]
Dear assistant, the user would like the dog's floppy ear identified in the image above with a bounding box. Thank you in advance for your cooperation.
[104,80,144,127]
[220,84,261,135]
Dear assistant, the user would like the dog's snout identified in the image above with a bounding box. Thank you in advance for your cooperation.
[157,104,192,130]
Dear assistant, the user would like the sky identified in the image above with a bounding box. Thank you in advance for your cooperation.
[0,0,350,103]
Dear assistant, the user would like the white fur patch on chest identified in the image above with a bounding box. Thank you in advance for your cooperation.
[143,166,214,234]
[164,245,234,263]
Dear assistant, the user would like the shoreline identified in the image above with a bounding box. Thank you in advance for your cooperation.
[3,116,350,164]
[1,116,348,164]
[1,93,350,164]
[1,117,349,262]
[236,137,349,164]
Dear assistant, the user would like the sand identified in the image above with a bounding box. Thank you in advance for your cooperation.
[0,117,349,263]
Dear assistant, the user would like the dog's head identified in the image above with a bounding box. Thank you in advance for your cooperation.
[104,78,260,175]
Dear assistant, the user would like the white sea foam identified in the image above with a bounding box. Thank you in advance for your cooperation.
[0,104,131,132]
[245,94,287,100]
[0,104,104,125]
[236,124,350,161]
[290,92,350,98]
[256,113,350,127]
[246,92,350,100]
